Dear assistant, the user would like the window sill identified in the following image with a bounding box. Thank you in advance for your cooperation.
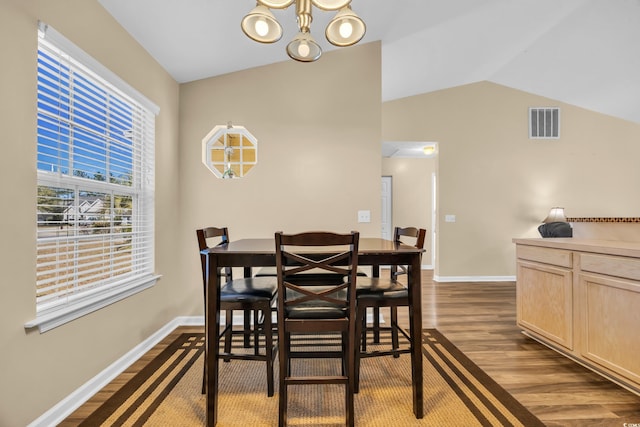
[24,274,161,333]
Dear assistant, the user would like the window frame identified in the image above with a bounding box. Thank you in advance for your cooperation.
[26,22,160,333]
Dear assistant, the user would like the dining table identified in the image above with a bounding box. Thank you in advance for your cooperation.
[202,237,425,426]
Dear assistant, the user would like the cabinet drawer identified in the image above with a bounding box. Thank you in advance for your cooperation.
[580,253,640,281]
[517,245,572,268]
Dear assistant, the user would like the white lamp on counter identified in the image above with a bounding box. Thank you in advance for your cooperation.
[539,207,572,237]
[542,207,567,223]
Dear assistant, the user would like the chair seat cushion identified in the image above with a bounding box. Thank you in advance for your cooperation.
[355,277,407,298]
[285,305,347,319]
[221,277,277,299]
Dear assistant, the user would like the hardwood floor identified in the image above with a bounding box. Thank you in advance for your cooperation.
[395,270,640,426]
[63,270,640,426]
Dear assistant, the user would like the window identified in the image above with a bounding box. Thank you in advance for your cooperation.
[27,23,160,332]
[202,124,258,179]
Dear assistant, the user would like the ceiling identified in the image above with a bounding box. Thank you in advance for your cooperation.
[99,0,640,128]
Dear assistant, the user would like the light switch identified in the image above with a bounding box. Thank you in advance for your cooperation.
[445,214,456,223]
[358,210,371,223]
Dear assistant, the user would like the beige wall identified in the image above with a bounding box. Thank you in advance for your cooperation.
[0,1,181,425]
[383,81,640,278]
[178,42,382,306]
[3,1,640,424]
[381,157,435,265]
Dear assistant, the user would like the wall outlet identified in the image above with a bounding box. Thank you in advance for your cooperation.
[358,210,371,223]
[445,214,456,223]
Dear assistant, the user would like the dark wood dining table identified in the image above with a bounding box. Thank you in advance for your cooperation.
[202,237,425,426]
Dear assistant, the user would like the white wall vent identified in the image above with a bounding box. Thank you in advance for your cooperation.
[529,107,560,139]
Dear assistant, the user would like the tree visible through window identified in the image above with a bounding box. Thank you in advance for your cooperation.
[33,24,157,328]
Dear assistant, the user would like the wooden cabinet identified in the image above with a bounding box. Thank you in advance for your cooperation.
[514,238,640,395]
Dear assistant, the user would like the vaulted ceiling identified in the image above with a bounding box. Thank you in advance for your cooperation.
[99,0,640,124]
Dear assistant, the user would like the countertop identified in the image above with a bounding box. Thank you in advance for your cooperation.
[512,238,640,258]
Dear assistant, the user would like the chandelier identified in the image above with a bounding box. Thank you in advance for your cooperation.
[241,0,366,62]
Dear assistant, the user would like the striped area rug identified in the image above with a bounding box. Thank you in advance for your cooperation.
[71,330,543,426]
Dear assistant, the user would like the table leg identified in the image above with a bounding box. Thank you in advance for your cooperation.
[409,255,424,418]
[243,267,253,348]
[206,253,221,427]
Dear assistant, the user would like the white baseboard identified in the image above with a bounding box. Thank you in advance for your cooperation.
[434,275,516,282]
[28,316,203,427]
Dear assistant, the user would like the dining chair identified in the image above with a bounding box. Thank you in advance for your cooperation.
[197,227,277,396]
[275,231,360,427]
[353,226,426,392]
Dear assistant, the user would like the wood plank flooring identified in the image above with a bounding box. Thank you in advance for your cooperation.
[63,270,640,426]
[394,271,640,426]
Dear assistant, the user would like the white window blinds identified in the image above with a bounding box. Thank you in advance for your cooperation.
[30,23,159,331]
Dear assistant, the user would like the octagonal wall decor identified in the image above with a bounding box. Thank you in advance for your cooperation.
[202,124,258,179]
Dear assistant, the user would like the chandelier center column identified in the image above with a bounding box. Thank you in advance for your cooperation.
[296,0,313,32]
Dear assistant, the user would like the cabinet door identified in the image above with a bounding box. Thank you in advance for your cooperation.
[517,260,573,350]
[577,273,640,386]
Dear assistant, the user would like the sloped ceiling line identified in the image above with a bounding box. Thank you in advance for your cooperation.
[99,0,640,124]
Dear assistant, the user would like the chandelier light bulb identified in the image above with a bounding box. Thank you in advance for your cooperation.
[254,18,269,37]
[286,31,322,62]
[339,20,353,38]
[297,41,311,58]
[241,5,283,43]
[325,6,365,47]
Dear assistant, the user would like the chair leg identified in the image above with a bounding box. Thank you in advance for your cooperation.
[243,310,252,348]
[263,304,275,397]
[373,307,381,343]
[360,310,367,352]
[223,309,233,362]
[346,329,355,427]
[278,331,289,427]
[341,331,347,376]
[201,358,206,394]
[346,377,355,426]
[254,309,261,355]
[354,304,366,393]
[390,306,400,358]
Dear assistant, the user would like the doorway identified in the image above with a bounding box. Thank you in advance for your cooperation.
[380,142,437,268]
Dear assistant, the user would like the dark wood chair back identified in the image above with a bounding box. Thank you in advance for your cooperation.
[274,230,360,427]
[275,231,359,328]
[196,226,232,283]
[391,226,426,279]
